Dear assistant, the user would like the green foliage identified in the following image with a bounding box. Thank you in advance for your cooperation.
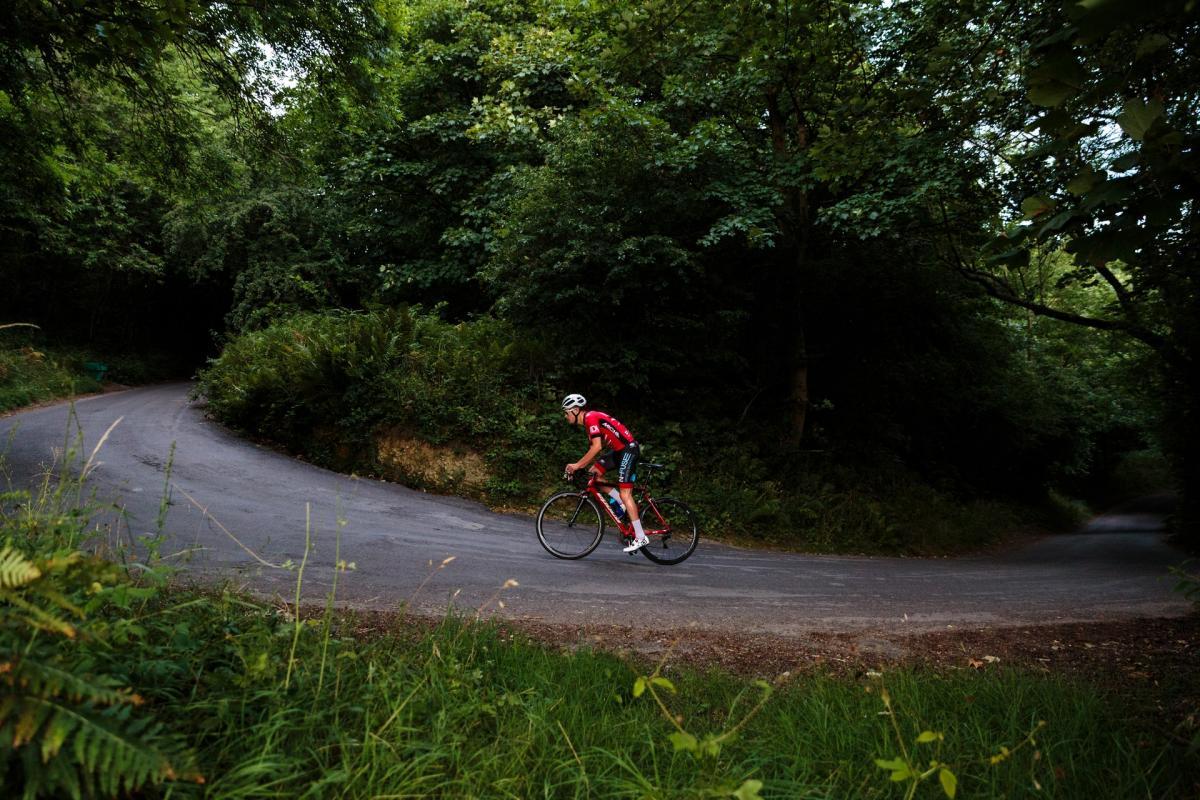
[1107,449,1172,501]
[972,0,1199,535]
[197,308,574,499]
[0,341,101,414]
[872,677,1047,799]
[0,0,382,120]
[0,328,185,413]
[0,0,382,358]
[166,189,363,332]
[0,538,198,797]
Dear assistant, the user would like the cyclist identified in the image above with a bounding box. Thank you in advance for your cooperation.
[561,393,649,552]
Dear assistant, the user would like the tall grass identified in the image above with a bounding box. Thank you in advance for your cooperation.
[1,418,1194,797]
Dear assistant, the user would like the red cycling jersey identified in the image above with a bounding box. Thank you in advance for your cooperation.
[584,410,637,451]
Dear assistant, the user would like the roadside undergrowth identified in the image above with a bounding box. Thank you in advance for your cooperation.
[1,324,179,415]
[0,325,102,414]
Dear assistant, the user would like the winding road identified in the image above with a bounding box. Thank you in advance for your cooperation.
[1,384,1190,634]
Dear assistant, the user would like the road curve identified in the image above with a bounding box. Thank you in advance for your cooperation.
[1,384,1191,634]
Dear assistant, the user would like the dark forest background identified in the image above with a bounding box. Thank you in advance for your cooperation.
[2,0,1196,550]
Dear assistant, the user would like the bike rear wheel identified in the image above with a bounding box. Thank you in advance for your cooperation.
[637,497,699,565]
[536,492,605,559]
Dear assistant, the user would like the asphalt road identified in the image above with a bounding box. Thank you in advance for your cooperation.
[1,383,1191,634]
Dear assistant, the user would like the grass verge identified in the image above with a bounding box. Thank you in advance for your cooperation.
[0,340,103,413]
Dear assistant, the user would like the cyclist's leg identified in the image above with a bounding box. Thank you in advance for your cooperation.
[593,451,617,476]
[619,443,638,525]
[593,452,626,516]
[616,451,649,552]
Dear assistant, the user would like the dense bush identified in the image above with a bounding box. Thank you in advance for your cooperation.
[0,328,187,414]
[0,341,102,413]
[198,307,574,498]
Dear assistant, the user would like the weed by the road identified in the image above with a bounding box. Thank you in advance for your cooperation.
[0,341,101,413]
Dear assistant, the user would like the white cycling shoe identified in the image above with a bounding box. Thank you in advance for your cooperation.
[623,536,650,553]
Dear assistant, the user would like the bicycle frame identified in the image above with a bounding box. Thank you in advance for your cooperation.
[583,474,670,540]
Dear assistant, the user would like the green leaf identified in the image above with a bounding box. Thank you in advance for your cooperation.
[632,677,646,698]
[916,730,944,744]
[1038,210,1076,236]
[1028,81,1075,108]
[732,778,764,800]
[669,731,698,752]
[940,768,958,798]
[875,757,907,771]
[1021,196,1056,219]
[699,735,723,757]
[1117,99,1163,141]
[650,676,677,694]
[1066,168,1098,196]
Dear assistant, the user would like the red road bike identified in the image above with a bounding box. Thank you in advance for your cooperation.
[535,461,699,564]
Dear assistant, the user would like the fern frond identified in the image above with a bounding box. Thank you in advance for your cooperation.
[2,658,131,709]
[7,694,195,796]
[0,546,41,589]
[30,584,85,620]
[0,589,76,637]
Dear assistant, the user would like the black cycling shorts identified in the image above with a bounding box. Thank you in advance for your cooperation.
[594,443,640,489]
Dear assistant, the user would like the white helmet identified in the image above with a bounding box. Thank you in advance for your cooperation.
[561,393,587,411]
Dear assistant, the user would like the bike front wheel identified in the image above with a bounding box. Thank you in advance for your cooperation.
[536,492,605,559]
[638,497,699,565]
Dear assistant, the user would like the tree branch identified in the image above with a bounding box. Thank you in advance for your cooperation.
[933,203,1184,368]
[957,265,1184,366]
[1091,260,1135,316]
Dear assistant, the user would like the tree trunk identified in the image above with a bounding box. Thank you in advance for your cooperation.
[766,84,812,445]
[791,323,809,443]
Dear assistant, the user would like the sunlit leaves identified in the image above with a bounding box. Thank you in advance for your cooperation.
[668,731,697,751]
[939,767,958,798]
[1021,196,1056,219]
[732,778,764,799]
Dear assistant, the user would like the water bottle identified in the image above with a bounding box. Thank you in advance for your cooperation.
[606,493,627,520]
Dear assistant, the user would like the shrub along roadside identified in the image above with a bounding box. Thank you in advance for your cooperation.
[0,341,102,414]
[0,452,1193,798]
[1,326,180,414]
[197,309,1034,554]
